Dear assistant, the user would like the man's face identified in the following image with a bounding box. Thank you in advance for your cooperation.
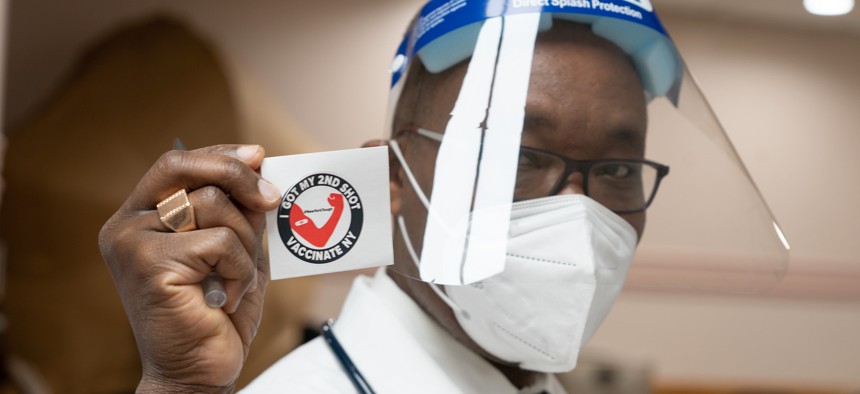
[387,21,646,364]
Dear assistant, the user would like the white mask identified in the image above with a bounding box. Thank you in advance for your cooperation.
[444,195,637,372]
[391,140,638,373]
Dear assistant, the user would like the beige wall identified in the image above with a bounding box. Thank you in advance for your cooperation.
[591,291,860,388]
[5,0,859,389]
[4,0,424,146]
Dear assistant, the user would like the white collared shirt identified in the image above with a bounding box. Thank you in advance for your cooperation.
[242,269,567,394]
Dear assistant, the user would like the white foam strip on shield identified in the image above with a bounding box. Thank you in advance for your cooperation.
[419,18,503,284]
[461,13,541,285]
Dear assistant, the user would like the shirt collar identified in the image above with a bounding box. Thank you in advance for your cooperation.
[333,268,566,394]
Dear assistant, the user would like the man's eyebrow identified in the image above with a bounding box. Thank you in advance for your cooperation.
[523,113,556,130]
[520,111,644,151]
[608,128,646,151]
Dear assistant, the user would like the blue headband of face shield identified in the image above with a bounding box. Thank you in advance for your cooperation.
[390,0,683,104]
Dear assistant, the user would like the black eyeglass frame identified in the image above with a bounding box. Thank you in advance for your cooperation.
[397,127,671,214]
[518,145,670,214]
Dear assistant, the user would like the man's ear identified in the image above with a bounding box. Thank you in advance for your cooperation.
[362,139,403,216]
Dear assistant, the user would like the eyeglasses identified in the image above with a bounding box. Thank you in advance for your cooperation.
[409,128,670,214]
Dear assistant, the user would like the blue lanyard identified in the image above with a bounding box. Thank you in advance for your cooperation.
[322,319,377,394]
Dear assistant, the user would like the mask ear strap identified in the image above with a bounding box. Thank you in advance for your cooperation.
[388,139,431,210]
[396,215,470,320]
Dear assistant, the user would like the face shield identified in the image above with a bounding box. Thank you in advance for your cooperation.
[384,0,789,293]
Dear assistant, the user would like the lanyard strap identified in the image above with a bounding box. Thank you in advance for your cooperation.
[322,319,377,394]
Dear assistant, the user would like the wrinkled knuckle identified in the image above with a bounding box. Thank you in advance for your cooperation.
[208,144,233,156]
[129,240,152,266]
[223,159,252,186]
[156,150,187,175]
[237,258,256,287]
[98,220,116,257]
[104,231,157,281]
[210,226,235,244]
[223,160,244,181]
[196,185,226,205]
[221,229,248,256]
[115,227,146,260]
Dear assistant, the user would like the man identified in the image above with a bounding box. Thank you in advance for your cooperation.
[99,1,749,393]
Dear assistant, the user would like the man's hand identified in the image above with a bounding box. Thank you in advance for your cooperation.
[99,145,282,393]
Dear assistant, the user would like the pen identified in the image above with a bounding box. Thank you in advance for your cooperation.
[173,138,228,309]
[322,319,376,394]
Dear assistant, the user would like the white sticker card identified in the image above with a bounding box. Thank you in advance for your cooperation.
[262,146,393,280]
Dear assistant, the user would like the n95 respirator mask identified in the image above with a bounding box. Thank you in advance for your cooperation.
[443,195,637,372]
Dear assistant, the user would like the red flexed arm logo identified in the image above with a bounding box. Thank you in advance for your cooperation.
[290,193,345,247]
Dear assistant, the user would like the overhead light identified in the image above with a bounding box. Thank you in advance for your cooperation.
[803,0,854,16]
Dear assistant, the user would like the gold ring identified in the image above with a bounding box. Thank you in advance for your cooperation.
[157,189,197,232]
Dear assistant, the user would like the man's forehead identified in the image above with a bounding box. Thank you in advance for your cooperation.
[521,109,646,157]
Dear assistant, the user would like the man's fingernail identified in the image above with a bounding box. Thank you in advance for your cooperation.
[258,179,281,202]
[237,145,261,163]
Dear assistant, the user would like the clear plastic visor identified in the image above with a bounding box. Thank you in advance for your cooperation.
[385,13,789,292]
